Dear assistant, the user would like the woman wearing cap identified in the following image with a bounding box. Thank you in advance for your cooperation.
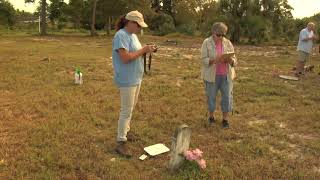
[200,22,237,128]
[112,10,156,158]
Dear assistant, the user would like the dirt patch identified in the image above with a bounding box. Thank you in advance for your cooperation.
[288,133,315,140]
[278,122,287,129]
[248,119,267,126]
[32,38,61,42]
[0,41,16,44]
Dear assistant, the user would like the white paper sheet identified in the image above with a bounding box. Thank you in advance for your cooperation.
[144,143,170,156]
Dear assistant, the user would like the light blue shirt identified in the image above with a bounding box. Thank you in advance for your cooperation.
[112,29,144,87]
[297,28,314,54]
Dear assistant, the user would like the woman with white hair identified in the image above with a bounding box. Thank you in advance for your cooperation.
[295,22,318,76]
[200,22,237,128]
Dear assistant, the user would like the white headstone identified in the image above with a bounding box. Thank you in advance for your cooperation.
[168,124,191,171]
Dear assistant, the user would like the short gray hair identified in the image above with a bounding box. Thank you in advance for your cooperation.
[212,22,228,35]
[307,22,315,27]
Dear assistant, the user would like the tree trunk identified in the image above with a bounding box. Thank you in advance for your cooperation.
[40,0,47,35]
[50,19,55,28]
[231,20,241,43]
[75,15,81,29]
[106,16,111,36]
[90,0,98,36]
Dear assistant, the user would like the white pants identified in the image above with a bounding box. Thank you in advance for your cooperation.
[117,84,141,142]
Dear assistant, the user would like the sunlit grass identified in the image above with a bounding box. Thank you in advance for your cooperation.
[0,33,320,179]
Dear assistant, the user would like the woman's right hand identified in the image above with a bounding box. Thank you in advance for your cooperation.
[209,54,221,65]
[143,45,157,53]
[213,54,223,64]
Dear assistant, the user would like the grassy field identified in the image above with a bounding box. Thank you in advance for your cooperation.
[0,33,320,179]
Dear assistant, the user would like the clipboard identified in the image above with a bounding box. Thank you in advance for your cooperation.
[221,52,235,59]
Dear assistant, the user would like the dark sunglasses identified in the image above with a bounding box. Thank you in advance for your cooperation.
[215,33,225,37]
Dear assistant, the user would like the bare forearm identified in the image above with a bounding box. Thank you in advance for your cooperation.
[120,49,146,63]
[302,37,315,41]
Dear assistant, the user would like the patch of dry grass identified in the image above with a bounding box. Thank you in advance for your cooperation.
[0,34,320,179]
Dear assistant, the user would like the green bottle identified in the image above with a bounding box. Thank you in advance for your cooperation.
[75,68,83,84]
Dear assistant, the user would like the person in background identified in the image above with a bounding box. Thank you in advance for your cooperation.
[295,22,318,77]
[200,22,237,128]
[112,10,157,158]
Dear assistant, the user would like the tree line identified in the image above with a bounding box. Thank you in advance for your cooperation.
[0,0,319,44]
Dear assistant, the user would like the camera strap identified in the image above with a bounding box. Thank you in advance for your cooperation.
[143,53,152,74]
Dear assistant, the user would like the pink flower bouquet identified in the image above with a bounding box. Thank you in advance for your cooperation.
[183,148,206,169]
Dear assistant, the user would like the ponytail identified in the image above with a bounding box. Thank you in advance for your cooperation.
[115,15,129,31]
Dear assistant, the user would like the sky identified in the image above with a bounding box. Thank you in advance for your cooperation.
[7,0,320,19]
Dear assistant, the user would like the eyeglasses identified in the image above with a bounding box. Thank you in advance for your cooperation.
[215,34,225,37]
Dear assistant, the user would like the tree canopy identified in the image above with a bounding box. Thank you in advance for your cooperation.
[0,0,318,43]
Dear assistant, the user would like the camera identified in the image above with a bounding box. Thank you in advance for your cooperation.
[147,43,158,53]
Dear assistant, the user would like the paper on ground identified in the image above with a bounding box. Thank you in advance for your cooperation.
[144,143,170,156]
[279,75,299,81]
[139,154,148,160]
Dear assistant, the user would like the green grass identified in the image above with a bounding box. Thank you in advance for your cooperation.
[0,33,320,179]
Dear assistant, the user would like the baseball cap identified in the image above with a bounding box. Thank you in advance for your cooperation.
[125,10,148,28]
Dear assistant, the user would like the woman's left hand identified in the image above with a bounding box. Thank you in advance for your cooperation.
[223,57,231,63]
